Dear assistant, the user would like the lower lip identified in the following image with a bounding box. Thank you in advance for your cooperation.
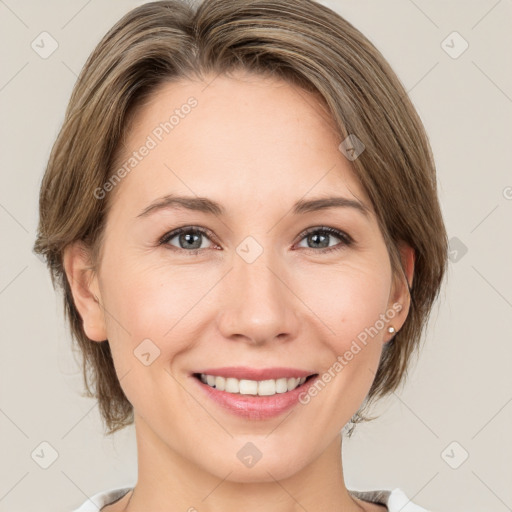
[192,375,319,420]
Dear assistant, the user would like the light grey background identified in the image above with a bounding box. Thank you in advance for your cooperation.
[1,1,511,511]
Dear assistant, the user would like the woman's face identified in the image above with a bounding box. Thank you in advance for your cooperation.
[79,71,411,482]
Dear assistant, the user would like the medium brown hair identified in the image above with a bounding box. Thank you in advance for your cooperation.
[33,0,448,436]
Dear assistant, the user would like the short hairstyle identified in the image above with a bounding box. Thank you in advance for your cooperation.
[33,0,448,436]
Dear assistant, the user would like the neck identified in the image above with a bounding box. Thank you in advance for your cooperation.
[120,414,367,512]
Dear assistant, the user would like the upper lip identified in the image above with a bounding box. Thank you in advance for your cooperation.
[193,367,317,380]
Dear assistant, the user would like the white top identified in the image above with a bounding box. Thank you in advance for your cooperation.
[72,486,432,511]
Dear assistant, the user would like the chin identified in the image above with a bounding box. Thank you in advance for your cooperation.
[200,447,310,484]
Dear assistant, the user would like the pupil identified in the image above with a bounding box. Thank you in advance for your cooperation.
[181,232,201,249]
[310,233,328,248]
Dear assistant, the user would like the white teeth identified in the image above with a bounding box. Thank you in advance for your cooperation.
[215,376,226,391]
[239,379,258,395]
[225,377,239,393]
[198,373,310,396]
[275,378,288,393]
[258,379,276,396]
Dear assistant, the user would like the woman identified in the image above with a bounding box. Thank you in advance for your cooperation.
[33,0,447,510]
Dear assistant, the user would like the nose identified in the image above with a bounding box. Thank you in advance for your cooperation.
[216,248,299,346]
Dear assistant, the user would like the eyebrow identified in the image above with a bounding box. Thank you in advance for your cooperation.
[136,194,370,218]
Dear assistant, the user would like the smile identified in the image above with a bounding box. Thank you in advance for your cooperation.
[191,367,320,419]
[196,373,313,396]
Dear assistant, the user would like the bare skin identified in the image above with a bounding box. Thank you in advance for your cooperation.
[65,70,413,512]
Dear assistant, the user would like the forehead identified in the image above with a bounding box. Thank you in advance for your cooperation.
[110,71,371,216]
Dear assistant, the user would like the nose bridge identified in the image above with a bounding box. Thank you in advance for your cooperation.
[217,240,296,344]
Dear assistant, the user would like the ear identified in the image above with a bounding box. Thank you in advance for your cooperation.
[385,241,415,342]
[62,241,107,342]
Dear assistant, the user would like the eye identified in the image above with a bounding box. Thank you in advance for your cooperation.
[295,226,353,253]
[159,226,217,254]
[159,225,353,255]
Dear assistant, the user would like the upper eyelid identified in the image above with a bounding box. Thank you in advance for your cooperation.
[160,225,352,248]
[296,227,353,250]
[160,225,217,244]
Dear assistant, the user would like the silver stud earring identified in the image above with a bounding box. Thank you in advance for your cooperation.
[387,326,396,334]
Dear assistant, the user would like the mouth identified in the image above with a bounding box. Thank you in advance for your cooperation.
[191,367,320,420]
[192,372,318,396]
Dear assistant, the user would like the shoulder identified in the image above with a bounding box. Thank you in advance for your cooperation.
[387,488,432,511]
[71,486,133,512]
[350,487,432,512]
[74,485,433,512]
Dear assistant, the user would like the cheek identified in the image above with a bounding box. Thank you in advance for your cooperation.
[300,259,392,345]
[297,264,392,414]
[99,255,206,359]
[97,263,194,409]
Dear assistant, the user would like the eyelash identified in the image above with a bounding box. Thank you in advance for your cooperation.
[158,225,354,255]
